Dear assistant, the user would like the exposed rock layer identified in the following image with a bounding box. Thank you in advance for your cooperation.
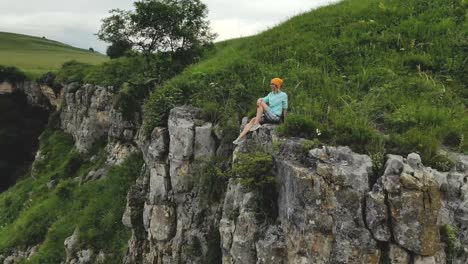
[5,83,468,264]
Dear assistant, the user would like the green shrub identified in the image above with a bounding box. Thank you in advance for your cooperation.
[430,154,454,172]
[201,101,222,123]
[143,84,183,134]
[440,224,462,264]
[232,152,274,190]
[56,61,93,84]
[194,158,228,205]
[232,152,277,221]
[84,56,146,88]
[0,65,27,82]
[277,114,320,139]
[113,82,152,121]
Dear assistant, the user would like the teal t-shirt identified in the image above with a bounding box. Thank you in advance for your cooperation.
[262,91,288,116]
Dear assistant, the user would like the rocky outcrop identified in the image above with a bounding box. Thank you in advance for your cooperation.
[118,106,468,264]
[10,80,467,263]
[123,106,222,263]
[221,132,380,264]
[0,80,60,110]
[366,154,442,256]
[0,245,40,264]
[63,228,107,264]
[60,84,115,153]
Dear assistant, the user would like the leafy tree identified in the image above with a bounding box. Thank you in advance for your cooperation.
[97,0,216,61]
[106,39,133,59]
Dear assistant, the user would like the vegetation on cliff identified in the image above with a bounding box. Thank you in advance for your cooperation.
[0,130,142,262]
[143,0,467,169]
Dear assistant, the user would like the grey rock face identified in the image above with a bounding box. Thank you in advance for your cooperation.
[61,84,114,153]
[220,181,260,264]
[124,107,221,264]
[366,153,442,256]
[255,226,287,264]
[14,81,55,109]
[281,145,378,263]
[148,205,176,241]
[194,122,216,160]
[168,107,198,192]
[27,80,465,264]
[221,131,380,263]
[388,244,410,264]
[0,245,40,264]
[366,186,391,241]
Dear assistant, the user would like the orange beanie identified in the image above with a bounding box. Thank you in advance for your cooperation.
[271,78,283,88]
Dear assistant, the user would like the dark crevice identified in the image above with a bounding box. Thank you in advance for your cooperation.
[362,195,371,231]
[383,190,397,244]
[0,91,49,191]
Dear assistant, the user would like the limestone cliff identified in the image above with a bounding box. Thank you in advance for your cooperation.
[4,82,467,264]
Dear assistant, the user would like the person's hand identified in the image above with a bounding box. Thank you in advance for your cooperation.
[257,98,263,106]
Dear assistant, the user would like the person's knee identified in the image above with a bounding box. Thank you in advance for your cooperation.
[250,118,255,123]
[256,98,262,106]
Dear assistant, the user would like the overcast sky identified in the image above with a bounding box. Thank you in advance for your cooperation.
[0,0,340,53]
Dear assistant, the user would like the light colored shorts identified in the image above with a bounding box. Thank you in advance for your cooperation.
[260,107,281,124]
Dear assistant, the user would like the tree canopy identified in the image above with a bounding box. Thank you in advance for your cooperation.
[97,0,216,57]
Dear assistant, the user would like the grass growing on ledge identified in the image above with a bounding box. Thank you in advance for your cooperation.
[0,130,143,263]
[232,152,278,222]
[143,0,467,169]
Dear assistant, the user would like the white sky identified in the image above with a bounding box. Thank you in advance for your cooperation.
[0,0,340,53]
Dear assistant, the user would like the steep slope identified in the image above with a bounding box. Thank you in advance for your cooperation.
[0,0,467,263]
[145,0,467,167]
[0,32,108,78]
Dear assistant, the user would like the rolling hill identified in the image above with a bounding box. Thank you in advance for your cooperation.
[0,32,108,78]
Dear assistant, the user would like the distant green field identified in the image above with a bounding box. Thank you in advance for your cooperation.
[0,32,108,78]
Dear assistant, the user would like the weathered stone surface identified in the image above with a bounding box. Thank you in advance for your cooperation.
[148,164,169,204]
[194,122,216,160]
[220,181,260,264]
[169,159,192,193]
[0,81,14,94]
[366,186,391,241]
[414,255,436,264]
[106,142,138,166]
[168,107,197,160]
[255,226,287,264]
[122,171,148,229]
[61,84,114,153]
[388,244,410,264]
[64,228,80,263]
[388,189,440,255]
[366,153,443,256]
[382,155,404,193]
[108,108,138,142]
[223,137,379,264]
[75,249,94,264]
[136,127,169,167]
[143,203,152,231]
[455,154,468,172]
[0,245,40,264]
[148,205,176,241]
[15,81,54,109]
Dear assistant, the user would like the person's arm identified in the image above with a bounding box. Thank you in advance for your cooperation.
[282,93,288,120]
[262,93,270,104]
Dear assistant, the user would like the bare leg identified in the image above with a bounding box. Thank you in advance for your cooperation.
[238,118,256,139]
[254,101,269,124]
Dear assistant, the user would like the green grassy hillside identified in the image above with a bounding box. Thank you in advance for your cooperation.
[0,32,108,78]
[0,0,466,261]
[144,0,467,168]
